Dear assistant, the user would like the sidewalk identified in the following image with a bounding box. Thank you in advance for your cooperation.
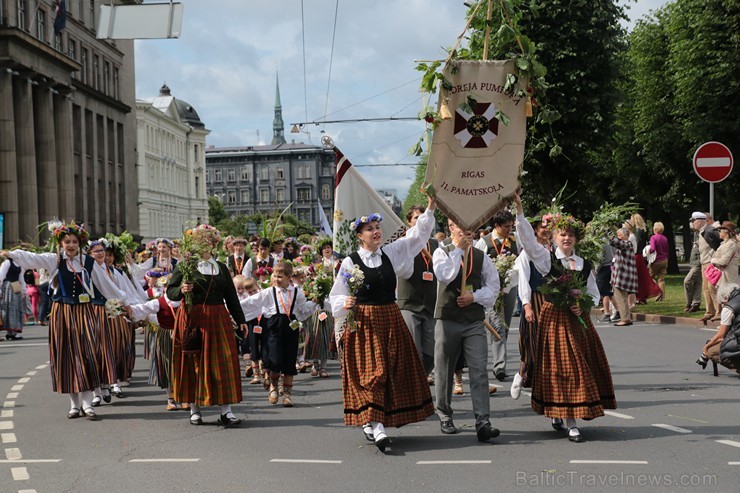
[591,309,709,329]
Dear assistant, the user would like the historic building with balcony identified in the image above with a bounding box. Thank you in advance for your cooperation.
[136,83,209,242]
[205,76,335,231]
[0,0,139,245]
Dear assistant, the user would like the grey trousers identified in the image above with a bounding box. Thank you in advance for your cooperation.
[491,288,518,375]
[401,308,436,374]
[684,265,702,308]
[434,318,490,431]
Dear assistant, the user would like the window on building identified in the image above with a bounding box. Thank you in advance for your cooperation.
[195,176,200,198]
[68,39,76,60]
[112,67,119,99]
[277,167,284,179]
[93,54,100,90]
[205,169,210,183]
[214,169,222,182]
[298,189,311,201]
[228,191,236,204]
[260,189,269,203]
[54,32,62,51]
[17,0,26,31]
[103,61,110,95]
[303,164,311,179]
[241,190,249,203]
[227,168,235,182]
[36,9,45,42]
[81,48,88,84]
[89,0,95,29]
[321,184,331,201]
[260,166,268,180]
[240,166,250,181]
[296,164,303,179]
[277,189,285,202]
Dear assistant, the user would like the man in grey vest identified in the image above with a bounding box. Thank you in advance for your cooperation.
[684,213,704,313]
[433,218,500,441]
[397,206,438,375]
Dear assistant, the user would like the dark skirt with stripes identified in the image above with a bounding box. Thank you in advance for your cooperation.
[518,291,544,388]
[146,322,173,389]
[531,302,617,419]
[107,313,135,382]
[1,281,24,334]
[342,303,434,428]
[48,302,101,394]
[172,304,242,406]
[91,304,117,385]
[304,310,333,362]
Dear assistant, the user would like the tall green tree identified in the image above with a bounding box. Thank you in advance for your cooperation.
[207,196,227,225]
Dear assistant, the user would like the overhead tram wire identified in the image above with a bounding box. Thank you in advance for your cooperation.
[300,0,308,122]
[322,0,340,132]
[312,78,420,122]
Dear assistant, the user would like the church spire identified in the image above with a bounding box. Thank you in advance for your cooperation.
[272,71,286,145]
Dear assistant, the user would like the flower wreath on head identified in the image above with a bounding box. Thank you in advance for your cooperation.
[145,240,156,251]
[543,212,586,241]
[51,221,89,247]
[154,238,174,249]
[98,236,127,264]
[352,212,383,231]
[185,224,222,249]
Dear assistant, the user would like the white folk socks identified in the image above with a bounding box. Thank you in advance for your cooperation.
[80,391,93,410]
[69,393,81,410]
[220,404,234,417]
[371,422,387,439]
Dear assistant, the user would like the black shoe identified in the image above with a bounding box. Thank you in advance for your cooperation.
[440,418,459,435]
[374,433,390,452]
[218,413,242,427]
[687,305,700,313]
[494,371,507,382]
[189,413,202,426]
[551,418,567,432]
[568,428,583,442]
[696,354,709,369]
[362,425,374,442]
[102,392,111,404]
[476,423,500,442]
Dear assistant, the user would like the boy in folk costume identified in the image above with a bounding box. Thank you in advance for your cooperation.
[227,238,250,278]
[245,238,275,279]
[234,276,264,383]
[433,218,501,442]
[240,261,317,406]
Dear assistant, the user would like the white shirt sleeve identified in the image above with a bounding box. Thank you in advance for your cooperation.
[381,208,434,270]
[244,258,254,279]
[129,298,161,321]
[516,252,532,305]
[92,265,129,304]
[475,254,500,308]
[474,237,488,252]
[7,251,57,273]
[432,245,465,285]
[516,213,551,275]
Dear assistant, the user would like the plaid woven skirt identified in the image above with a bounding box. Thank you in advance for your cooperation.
[48,302,101,393]
[342,303,434,428]
[172,304,242,406]
[531,302,616,419]
[518,291,544,388]
[1,281,24,333]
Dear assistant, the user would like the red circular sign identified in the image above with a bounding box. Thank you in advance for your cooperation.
[693,141,733,183]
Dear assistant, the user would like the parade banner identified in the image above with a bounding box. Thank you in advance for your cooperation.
[426,59,526,230]
[333,149,405,256]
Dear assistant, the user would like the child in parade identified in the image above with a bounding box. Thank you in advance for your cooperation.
[245,239,274,279]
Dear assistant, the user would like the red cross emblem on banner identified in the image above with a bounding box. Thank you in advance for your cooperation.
[453,102,499,148]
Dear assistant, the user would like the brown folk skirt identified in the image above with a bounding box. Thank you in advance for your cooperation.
[48,302,101,394]
[341,303,434,428]
[172,304,242,406]
[531,302,616,420]
[518,291,544,389]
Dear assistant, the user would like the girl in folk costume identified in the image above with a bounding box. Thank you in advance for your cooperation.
[514,193,616,443]
[329,195,437,453]
[166,224,248,427]
[240,261,318,407]
[303,257,335,378]
[1,223,131,420]
[0,257,27,340]
[234,276,264,384]
[510,216,552,399]
[131,238,178,286]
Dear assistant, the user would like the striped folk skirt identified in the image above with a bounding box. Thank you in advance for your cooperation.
[304,310,333,362]
[531,302,617,420]
[518,291,544,388]
[91,304,117,385]
[106,313,135,382]
[48,302,101,394]
[145,322,173,389]
[342,303,434,428]
[171,304,242,406]
[1,280,24,333]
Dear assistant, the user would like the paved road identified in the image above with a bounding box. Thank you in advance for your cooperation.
[0,318,738,492]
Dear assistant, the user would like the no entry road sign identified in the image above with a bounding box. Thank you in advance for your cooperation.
[693,141,733,183]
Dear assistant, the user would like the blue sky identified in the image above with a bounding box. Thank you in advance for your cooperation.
[134,0,667,200]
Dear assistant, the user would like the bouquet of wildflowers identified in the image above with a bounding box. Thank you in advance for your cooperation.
[177,230,204,309]
[538,264,595,330]
[493,252,518,312]
[340,264,366,332]
[105,299,126,320]
[303,264,334,305]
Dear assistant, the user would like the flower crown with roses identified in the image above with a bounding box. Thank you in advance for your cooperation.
[154,238,174,248]
[51,221,89,247]
[352,213,383,231]
[541,212,585,240]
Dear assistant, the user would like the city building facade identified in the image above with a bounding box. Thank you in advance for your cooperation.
[376,188,403,218]
[136,83,209,242]
[0,0,139,245]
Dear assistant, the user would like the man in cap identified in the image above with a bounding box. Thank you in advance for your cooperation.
[683,212,705,312]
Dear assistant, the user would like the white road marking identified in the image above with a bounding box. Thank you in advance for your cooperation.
[0,459,62,463]
[17,378,30,384]
[11,467,29,480]
[729,462,740,465]
[269,459,342,464]
[129,459,201,463]
[3,401,16,408]
[652,424,692,434]
[1,343,48,348]
[11,385,24,392]
[18,489,37,493]
[25,371,37,376]
[716,440,740,449]
[700,328,718,332]
[5,448,22,460]
[35,364,48,370]
[604,411,634,420]
[522,390,531,397]
[6,393,19,399]
[0,421,14,430]
[1,410,14,418]
[570,460,648,465]
[417,460,492,465]
[1,433,17,443]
